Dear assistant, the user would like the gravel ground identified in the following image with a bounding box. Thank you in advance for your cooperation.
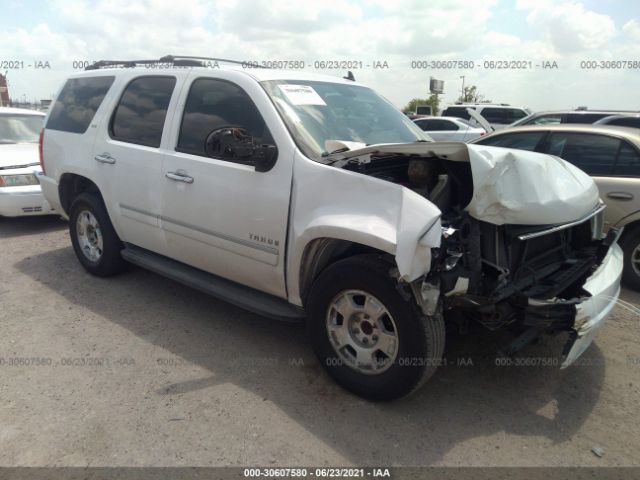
[1,215,639,467]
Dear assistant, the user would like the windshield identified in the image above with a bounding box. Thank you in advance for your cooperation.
[0,114,44,144]
[261,80,430,160]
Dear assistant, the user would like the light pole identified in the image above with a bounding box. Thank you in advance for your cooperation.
[459,75,465,102]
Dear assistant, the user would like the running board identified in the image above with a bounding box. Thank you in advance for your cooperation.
[121,244,305,322]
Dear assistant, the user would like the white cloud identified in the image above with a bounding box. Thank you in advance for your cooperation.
[519,1,617,52]
[0,0,637,111]
[622,18,640,41]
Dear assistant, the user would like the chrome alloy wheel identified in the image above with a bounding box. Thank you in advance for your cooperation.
[326,290,399,374]
[76,210,104,263]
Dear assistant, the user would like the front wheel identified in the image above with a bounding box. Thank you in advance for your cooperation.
[308,255,445,401]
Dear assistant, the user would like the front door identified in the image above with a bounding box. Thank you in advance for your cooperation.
[160,73,294,298]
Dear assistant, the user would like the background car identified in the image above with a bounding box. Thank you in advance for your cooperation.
[471,124,640,290]
[511,109,640,127]
[0,107,54,217]
[440,104,531,130]
[413,116,486,142]
[595,114,640,129]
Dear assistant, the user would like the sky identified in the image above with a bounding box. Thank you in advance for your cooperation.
[0,0,639,111]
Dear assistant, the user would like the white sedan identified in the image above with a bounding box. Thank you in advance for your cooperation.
[413,116,486,142]
[0,107,55,217]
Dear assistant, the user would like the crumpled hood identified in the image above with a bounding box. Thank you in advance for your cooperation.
[465,144,599,225]
[0,143,40,169]
[328,141,600,226]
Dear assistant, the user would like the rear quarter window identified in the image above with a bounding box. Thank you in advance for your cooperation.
[46,76,115,134]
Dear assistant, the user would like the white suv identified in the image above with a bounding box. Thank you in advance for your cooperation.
[39,56,623,400]
[441,104,531,130]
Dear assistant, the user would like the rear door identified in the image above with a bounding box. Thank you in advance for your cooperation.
[595,141,640,228]
[91,74,182,255]
[540,131,634,228]
[159,72,295,298]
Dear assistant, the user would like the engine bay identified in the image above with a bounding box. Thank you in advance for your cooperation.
[344,154,609,333]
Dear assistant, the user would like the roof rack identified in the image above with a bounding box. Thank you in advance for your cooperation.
[85,55,266,71]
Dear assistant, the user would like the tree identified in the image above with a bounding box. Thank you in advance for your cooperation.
[402,94,440,115]
[457,85,491,104]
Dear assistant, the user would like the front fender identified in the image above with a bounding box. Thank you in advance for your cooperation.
[287,152,442,306]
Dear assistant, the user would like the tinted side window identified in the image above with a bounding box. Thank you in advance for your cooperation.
[442,107,473,120]
[439,120,459,130]
[478,108,505,123]
[481,108,525,124]
[525,114,562,125]
[47,76,115,134]
[545,133,619,175]
[475,131,545,151]
[414,120,431,131]
[613,142,640,176]
[110,76,176,148]
[177,78,273,158]
[416,119,458,131]
[608,117,640,128]
[510,109,528,121]
[565,113,609,124]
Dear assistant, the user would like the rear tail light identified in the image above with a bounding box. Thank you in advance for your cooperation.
[39,128,45,174]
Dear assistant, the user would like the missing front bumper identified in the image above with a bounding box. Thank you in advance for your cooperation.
[525,239,623,368]
[561,242,623,367]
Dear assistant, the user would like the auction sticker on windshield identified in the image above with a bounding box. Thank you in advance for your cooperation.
[278,84,326,105]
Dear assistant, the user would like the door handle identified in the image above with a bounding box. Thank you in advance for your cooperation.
[607,192,633,201]
[165,171,194,184]
[94,153,116,164]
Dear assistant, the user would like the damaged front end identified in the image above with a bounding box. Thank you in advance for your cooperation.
[426,205,622,367]
[335,142,623,366]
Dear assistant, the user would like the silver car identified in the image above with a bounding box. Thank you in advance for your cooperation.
[413,116,486,142]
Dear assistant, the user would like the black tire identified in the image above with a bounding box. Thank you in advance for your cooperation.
[620,226,640,291]
[307,254,445,401]
[69,192,128,277]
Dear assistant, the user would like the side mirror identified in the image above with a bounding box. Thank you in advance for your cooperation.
[205,126,277,172]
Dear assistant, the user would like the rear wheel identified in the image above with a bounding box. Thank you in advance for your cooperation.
[621,226,640,291]
[69,193,127,277]
[308,254,445,401]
